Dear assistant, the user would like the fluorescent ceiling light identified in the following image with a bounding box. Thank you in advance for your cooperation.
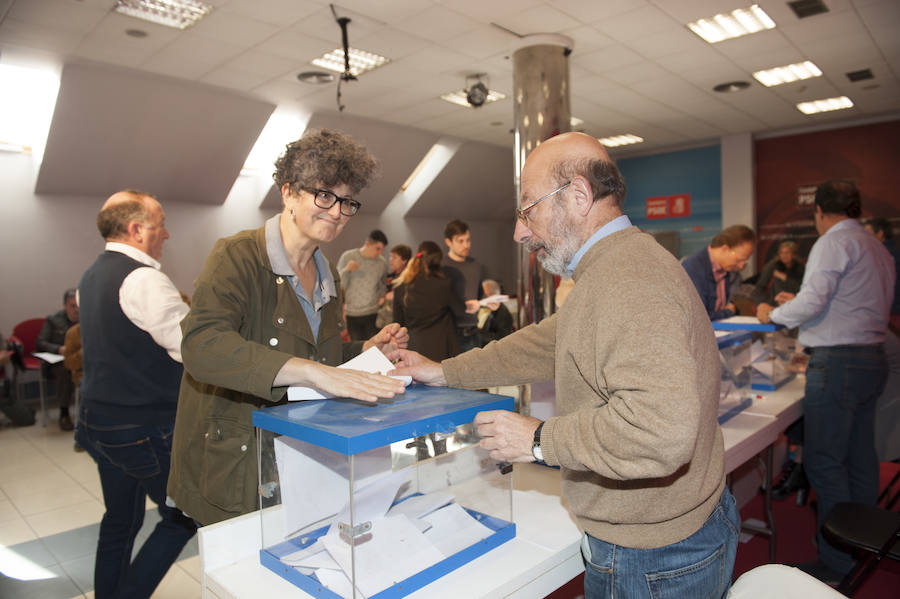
[796,96,854,115]
[687,4,775,44]
[440,89,506,107]
[114,0,212,30]
[753,61,822,87]
[311,48,390,77]
[0,64,60,161]
[598,134,644,148]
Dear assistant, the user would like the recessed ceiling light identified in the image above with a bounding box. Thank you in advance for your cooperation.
[440,88,506,107]
[797,96,854,115]
[687,4,775,44]
[598,134,644,148]
[713,81,751,93]
[311,48,390,77]
[753,61,822,87]
[297,71,335,85]
[114,0,212,30]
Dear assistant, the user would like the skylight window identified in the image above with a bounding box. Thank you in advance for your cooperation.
[0,64,60,161]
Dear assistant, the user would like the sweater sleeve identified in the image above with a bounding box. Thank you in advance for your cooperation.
[442,314,557,388]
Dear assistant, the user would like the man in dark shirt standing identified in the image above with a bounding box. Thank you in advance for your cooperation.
[442,219,486,352]
[76,189,196,599]
[36,288,79,430]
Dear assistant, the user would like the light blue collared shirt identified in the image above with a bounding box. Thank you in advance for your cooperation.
[264,215,337,341]
[771,218,895,347]
[567,215,633,276]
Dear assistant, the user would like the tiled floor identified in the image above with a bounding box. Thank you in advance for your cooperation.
[0,409,200,599]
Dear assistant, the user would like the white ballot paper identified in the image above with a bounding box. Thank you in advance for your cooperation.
[330,468,412,532]
[287,347,412,401]
[321,514,444,597]
[479,294,509,306]
[717,315,765,326]
[274,436,392,538]
[421,503,495,557]
[386,491,454,521]
[33,352,64,364]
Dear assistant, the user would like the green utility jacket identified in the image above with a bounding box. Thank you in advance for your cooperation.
[167,225,362,525]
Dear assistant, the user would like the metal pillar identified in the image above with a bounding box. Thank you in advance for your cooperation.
[512,34,573,415]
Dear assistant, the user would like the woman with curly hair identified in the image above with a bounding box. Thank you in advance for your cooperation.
[168,129,409,526]
[393,241,477,361]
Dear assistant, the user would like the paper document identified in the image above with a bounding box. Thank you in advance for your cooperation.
[331,467,412,533]
[321,514,444,597]
[274,436,392,538]
[32,352,64,364]
[386,491,455,521]
[421,503,495,557]
[718,316,764,325]
[288,347,412,401]
[479,294,509,306]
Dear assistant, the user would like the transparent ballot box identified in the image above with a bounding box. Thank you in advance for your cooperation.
[251,385,516,599]
[712,317,796,391]
[715,330,752,421]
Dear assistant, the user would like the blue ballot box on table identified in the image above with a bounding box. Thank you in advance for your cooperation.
[712,317,797,391]
[252,385,516,599]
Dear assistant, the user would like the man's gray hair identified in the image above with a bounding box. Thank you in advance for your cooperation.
[552,157,627,208]
[96,189,154,240]
[482,279,501,296]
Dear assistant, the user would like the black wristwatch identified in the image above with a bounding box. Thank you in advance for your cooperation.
[532,421,544,462]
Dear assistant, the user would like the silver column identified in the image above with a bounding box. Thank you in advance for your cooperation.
[512,34,573,416]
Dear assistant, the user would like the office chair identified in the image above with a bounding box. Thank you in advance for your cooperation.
[10,318,48,426]
[822,468,900,596]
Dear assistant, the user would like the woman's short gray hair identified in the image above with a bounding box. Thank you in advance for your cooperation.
[273,129,379,196]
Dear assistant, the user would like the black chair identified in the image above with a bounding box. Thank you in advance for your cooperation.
[822,468,900,596]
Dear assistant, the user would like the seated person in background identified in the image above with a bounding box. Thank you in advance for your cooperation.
[477,279,514,345]
[376,244,411,329]
[752,240,805,305]
[62,323,83,389]
[0,335,36,427]
[393,241,478,361]
[36,287,79,430]
[682,225,756,320]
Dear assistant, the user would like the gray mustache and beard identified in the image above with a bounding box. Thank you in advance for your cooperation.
[523,201,581,276]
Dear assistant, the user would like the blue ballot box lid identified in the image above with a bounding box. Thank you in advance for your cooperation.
[711,318,783,332]
[252,384,514,455]
[715,330,752,349]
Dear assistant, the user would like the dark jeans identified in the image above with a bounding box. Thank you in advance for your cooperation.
[804,344,887,574]
[44,362,73,409]
[582,489,739,598]
[346,313,378,341]
[75,407,196,599]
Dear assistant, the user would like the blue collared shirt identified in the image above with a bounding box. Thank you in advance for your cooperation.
[771,218,895,347]
[567,215,633,276]
[264,215,337,341]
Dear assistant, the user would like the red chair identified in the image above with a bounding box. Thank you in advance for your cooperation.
[10,318,48,426]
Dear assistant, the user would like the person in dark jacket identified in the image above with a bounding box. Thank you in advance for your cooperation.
[393,241,477,361]
[477,279,514,345]
[682,225,756,320]
[35,288,79,430]
[752,241,805,306]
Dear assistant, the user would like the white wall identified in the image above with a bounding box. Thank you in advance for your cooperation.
[720,132,756,275]
[0,151,516,336]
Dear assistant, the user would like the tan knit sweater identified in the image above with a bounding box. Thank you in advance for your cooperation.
[443,226,725,549]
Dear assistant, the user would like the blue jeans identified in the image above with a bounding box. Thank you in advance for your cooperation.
[803,344,886,574]
[581,489,739,599]
[75,407,197,599]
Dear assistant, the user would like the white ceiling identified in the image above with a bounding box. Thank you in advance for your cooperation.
[1,0,899,159]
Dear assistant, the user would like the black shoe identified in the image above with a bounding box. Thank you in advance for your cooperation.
[771,461,809,501]
[58,413,74,431]
[792,560,844,586]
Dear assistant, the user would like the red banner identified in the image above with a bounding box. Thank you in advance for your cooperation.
[646,196,668,219]
[646,194,691,219]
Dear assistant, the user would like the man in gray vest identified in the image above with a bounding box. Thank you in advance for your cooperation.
[75,189,196,599]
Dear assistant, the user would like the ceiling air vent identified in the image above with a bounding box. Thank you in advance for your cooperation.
[846,69,874,82]
[787,0,829,19]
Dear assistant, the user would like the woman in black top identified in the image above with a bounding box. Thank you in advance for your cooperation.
[753,240,805,305]
[393,241,474,360]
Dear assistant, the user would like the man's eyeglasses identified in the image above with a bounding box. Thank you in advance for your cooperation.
[516,182,570,226]
[302,187,361,217]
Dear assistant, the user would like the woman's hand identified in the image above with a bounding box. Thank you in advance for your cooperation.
[387,349,446,386]
[307,363,406,403]
[363,323,409,354]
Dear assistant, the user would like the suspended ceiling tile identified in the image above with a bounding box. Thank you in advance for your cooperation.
[0,18,84,56]
[218,50,299,81]
[550,0,650,23]
[559,25,617,55]
[188,7,280,48]
[35,62,274,205]
[393,5,482,42]
[220,0,321,27]
[354,26,432,61]
[140,34,245,80]
[593,4,680,42]
[654,45,733,74]
[626,26,708,60]
[444,0,544,23]
[603,61,673,86]
[73,13,180,68]
[573,44,644,75]
[444,25,519,60]
[246,24,333,62]
[493,5,581,34]
[7,0,107,34]
[335,0,434,23]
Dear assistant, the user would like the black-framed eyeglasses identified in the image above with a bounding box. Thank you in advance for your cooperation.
[302,187,361,217]
[515,181,570,226]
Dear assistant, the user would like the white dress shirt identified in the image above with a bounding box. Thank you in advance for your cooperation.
[770,219,895,347]
[105,242,188,362]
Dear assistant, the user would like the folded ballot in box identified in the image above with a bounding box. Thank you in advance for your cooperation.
[715,330,753,422]
[251,386,516,599]
[711,317,796,392]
